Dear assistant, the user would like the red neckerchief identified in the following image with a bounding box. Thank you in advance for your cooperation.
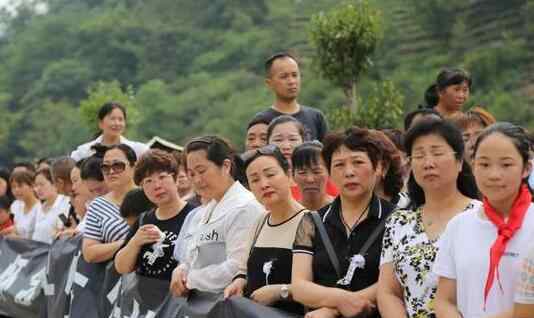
[482,184,532,308]
[0,218,14,231]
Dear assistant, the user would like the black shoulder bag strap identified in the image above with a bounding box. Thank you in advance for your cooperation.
[358,207,389,257]
[248,213,269,257]
[310,210,342,279]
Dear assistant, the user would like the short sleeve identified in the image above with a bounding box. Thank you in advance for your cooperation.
[292,212,316,255]
[515,247,534,304]
[433,218,457,279]
[380,212,397,266]
[83,203,103,241]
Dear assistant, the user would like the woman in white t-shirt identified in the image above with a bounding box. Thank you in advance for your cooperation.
[435,122,534,318]
[32,167,70,244]
[70,102,148,162]
[9,170,40,239]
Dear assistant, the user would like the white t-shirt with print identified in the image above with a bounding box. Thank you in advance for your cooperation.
[10,200,40,240]
[434,203,534,318]
[32,195,70,244]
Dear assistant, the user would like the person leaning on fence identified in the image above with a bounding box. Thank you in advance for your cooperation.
[82,144,136,263]
[291,127,394,318]
[169,136,264,296]
[377,119,480,318]
[32,167,71,244]
[115,149,195,281]
[7,170,40,239]
[224,145,306,315]
[434,123,534,317]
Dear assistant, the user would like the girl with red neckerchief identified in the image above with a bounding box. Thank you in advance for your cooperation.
[434,123,534,318]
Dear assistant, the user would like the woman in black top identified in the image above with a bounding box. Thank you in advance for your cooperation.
[224,145,305,314]
[292,127,394,318]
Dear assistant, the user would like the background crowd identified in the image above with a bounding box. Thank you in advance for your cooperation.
[1,53,534,318]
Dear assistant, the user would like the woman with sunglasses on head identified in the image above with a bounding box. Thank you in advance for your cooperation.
[170,136,264,297]
[292,141,334,212]
[82,144,136,263]
[377,119,480,318]
[224,145,306,314]
[71,102,148,162]
[291,127,394,318]
[434,123,534,318]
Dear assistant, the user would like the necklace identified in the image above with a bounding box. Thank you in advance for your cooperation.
[340,203,369,234]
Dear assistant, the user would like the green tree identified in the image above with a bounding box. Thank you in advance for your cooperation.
[309,0,383,112]
[328,80,404,130]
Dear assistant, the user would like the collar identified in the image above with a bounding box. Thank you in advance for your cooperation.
[200,181,255,224]
[94,135,128,144]
[322,194,384,223]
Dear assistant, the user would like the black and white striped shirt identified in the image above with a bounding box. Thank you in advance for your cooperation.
[84,196,129,243]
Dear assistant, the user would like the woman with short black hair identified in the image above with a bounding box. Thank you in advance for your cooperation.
[292,127,394,318]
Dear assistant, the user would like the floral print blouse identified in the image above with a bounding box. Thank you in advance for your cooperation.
[380,200,481,317]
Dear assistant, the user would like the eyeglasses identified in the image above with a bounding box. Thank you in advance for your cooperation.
[240,144,279,163]
[141,173,174,187]
[409,151,457,163]
[101,161,128,175]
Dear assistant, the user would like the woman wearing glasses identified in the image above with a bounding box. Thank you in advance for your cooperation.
[170,136,264,296]
[224,145,306,314]
[377,119,479,317]
[71,102,148,162]
[114,149,195,281]
[82,144,136,263]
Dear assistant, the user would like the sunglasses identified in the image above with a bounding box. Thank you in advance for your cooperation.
[240,144,279,163]
[101,161,128,175]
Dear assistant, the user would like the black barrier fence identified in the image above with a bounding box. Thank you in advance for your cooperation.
[0,236,300,318]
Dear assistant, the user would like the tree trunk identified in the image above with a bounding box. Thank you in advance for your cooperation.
[343,81,358,113]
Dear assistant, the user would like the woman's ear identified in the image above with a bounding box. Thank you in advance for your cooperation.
[522,160,532,180]
[222,158,232,177]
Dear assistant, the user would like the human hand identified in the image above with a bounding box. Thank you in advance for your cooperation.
[224,278,247,299]
[131,225,163,248]
[334,289,374,318]
[250,285,282,306]
[305,307,340,318]
[169,266,189,297]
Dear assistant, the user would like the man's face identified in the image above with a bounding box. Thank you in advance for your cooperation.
[245,123,268,151]
[266,57,301,101]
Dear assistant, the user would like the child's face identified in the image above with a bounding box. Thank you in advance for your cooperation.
[0,209,10,224]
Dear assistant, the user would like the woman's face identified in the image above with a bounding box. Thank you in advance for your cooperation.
[410,134,462,194]
[246,156,291,209]
[462,121,485,163]
[70,167,91,216]
[102,149,134,191]
[99,108,125,139]
[11,181,34,201]
[294,157,329,202]
[34,174,57,201]
[186,150,231,201]
[0,177,7,197]
[141,171,179,207]
[330,145,382,200]
[439,81,470,112]
[473,133,531,204]
[269,122,303,166]
[176,167,193,194]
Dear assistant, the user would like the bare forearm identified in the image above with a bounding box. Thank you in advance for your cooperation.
[83,240,123,263]
[114,242,141,274]
[292,279,344,309]
[377,292,407,318]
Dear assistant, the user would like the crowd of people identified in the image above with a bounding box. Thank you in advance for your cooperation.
[1,52,534,318]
